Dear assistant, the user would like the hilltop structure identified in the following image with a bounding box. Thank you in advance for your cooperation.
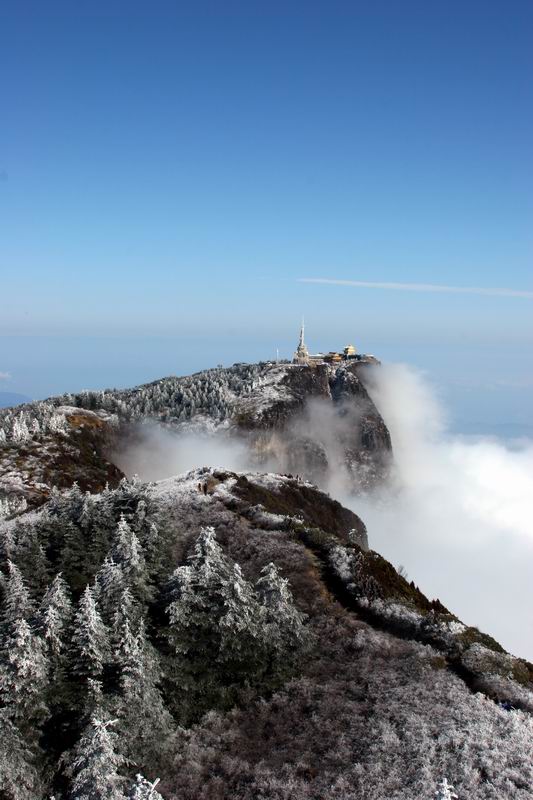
[292,322,363,366]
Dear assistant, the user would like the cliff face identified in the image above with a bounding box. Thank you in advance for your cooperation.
[233,362,392,491]
[0,360,392,505]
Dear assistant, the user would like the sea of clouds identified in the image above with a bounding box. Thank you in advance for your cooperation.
[356,364,533,661]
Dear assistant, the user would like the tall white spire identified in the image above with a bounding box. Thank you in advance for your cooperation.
[293,317,310,364]
[299,316,305,347]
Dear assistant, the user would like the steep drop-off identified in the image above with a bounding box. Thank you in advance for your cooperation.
[0,361,391,507]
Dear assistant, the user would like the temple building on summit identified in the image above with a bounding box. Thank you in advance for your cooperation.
[292,322,365,366]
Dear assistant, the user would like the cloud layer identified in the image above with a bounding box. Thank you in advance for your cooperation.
[298,278,533,299]
[354,363,533,660]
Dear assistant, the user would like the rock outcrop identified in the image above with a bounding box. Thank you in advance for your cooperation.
[0,360,392,505]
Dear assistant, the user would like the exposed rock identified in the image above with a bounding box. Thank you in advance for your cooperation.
[0,360,392,505]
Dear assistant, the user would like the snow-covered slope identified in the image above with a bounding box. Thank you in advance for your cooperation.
[1,469,532,799]
[0,360,391,507]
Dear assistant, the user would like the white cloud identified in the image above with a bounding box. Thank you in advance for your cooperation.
[352,363,533,661]
[298,278,533,299]
[0,371,11,381]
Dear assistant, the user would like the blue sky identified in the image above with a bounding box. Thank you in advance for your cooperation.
[1,1,532,427]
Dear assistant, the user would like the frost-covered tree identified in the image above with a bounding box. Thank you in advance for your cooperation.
[79,492,94,531]
[111,515,143,570]
[112,617,173,769]
[166,527,263,718]
[255,562,309,682]
[109,515,151,605]
[93,556,126,624]
[435,777,459,799]
[36,573,73,659]
[12,416,30,443]
[36,572,73,701]
[60,520,90,591]
[141,522,164,579]
[0,709,45,800]
[66,717,126,800]
[110,586,139,643]
[69,586,108,684]
[0,524,16,562]
[127,774,164,800]
[0,559,34,628]
[13,527,50,600]
[0,618,49,738]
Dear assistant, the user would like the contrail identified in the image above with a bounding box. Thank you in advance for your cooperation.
[298,278,533,299]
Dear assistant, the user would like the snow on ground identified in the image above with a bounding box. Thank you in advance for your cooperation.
[230,365,293,419]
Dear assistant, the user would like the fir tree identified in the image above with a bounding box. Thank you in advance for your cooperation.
[0,560,34,633]
[79,492,94,532]
[0,524,16,564]
[36,573,73,701]
[435,777,459,799]
[60,521,89,592]
[166,527,262,718]
[87,490,116,571]
[110,586,139,646]
[113,617,173,770]
[93,557,126,625]
[140,522,164,580]
[69,587,108,684]
[127,774,164,800]
[110,515,151,605]
[0,709,46,800]
[255,561,309,680]
[0,618,49,737]
[66,717,126,800]
[14,526,50,600]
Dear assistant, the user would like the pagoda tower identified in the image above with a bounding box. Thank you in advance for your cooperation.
[293,319,310,364]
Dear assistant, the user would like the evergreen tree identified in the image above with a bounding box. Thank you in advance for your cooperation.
[87,489,116,571]
[0,618,49,737]
[255,562,309,680]
[435,778,459,799]
[66,717,126,800]
[79,492,94,532]
[110,586,139,645]
[0,560,34,630]
[140,522,164,579]
[36,573,73,694]
[60,521,89,592]
[93,557,126,625]
[0,709,45,800]
[166,527,262,718]
[0,524,16,564]
[110,515,151,605]
[127,774,164,800]
[14,526,50,600]
[69,587,108,684]
[113,617,173,770]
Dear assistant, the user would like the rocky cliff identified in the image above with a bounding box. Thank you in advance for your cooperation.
[0,360,391,507]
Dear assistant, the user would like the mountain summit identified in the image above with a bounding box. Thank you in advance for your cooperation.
[0,358,391,506]
[1,357,532,799]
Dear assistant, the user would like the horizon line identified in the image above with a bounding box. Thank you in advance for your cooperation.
[297,278,533,299]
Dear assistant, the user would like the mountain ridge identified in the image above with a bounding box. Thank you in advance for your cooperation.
[1,468,532,798]
[0,360,391,507]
